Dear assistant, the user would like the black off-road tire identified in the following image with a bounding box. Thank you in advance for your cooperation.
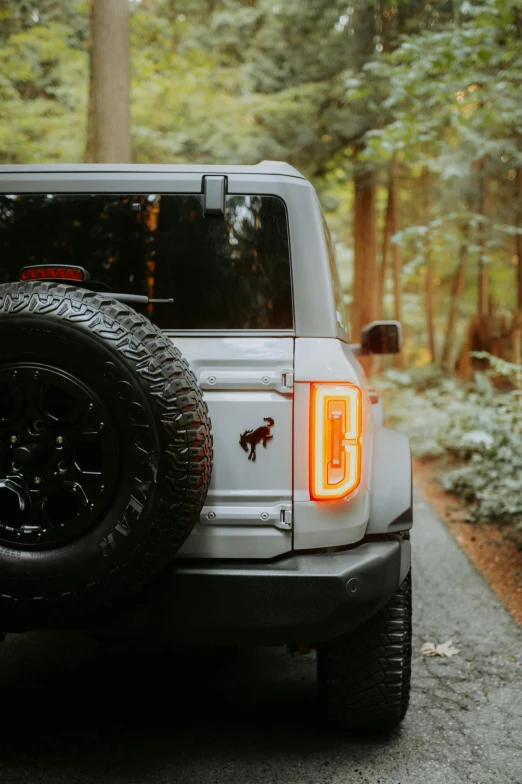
[317,570,412,732]
[0,281,212,623]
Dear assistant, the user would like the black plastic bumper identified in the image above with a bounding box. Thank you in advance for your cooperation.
[111,538,411,645]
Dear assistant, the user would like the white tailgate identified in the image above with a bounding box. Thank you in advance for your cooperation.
[171,337,294,559]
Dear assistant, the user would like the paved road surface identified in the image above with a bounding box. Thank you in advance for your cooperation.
[0,488,521,784]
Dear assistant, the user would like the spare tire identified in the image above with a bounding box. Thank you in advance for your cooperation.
[0,282,212,623]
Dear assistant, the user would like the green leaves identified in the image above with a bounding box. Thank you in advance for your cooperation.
[0,0,520,337]
[374,0,522,165]
[382,364,522,530]
[0,16,86,163]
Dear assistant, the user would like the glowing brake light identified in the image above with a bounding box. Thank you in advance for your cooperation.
[310,383,362,500]
[20,265,87,282]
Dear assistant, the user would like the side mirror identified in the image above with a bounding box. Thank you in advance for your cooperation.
[359,320,402,355]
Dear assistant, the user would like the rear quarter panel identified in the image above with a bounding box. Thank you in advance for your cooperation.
[293,338,373,549]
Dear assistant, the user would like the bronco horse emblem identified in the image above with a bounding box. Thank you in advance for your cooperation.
[239,418,275,462]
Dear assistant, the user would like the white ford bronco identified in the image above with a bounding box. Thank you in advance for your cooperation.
[0,162,412,732]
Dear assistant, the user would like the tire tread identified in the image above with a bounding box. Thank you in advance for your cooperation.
[317,570,412,732]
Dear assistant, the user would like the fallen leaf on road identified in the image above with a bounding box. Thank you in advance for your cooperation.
[421,640,460,657]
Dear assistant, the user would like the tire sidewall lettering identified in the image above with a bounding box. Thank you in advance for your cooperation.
[95,360,157,556]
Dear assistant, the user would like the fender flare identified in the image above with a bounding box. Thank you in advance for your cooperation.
[367,426,413,534]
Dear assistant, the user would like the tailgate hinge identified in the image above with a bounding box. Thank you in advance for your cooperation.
[276,509,293,531]
[281,371,294,393]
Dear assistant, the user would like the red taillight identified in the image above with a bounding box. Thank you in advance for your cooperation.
[310,383,362,501]
[20,266,86,282]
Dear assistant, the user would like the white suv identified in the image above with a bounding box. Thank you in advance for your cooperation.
[0,161,412,731]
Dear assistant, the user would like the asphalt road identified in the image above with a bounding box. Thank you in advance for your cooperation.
[0,488,521,784]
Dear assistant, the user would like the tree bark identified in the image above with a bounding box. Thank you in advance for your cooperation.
[353,160,378,375]
[514,167,522,366]
[423,167,436,363]
[390,159,405,368]
[515,168,522,312]
[379,162,394,319]
[84,0,131,163]
[477,158,490,316]
[442,224,469,369]
[512,316,522,366]
[168,1,180,52]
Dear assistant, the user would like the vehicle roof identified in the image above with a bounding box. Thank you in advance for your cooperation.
[0,161,305,179]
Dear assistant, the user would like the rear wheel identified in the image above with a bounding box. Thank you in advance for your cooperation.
[317,570,412,732]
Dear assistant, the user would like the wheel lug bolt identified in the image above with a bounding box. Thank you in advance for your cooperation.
[99,422,105,431]
[57,462,67,475]
[9,435,18,444]
[34,420,44,432]
[56,436,64,446]
[33,476,42,485]
[11,462,20,472]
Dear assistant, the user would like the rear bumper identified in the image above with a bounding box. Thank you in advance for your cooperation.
[111,538,411,645]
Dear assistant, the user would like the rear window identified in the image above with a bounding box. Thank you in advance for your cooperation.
[0,193,293,330]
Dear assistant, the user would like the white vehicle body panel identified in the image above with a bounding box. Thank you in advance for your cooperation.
[175,336,375,556]
[173,337,294,559]
[293,339,372,550]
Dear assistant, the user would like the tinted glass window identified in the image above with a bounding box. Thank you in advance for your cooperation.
[322,215,349,334]
[0,193,293,330]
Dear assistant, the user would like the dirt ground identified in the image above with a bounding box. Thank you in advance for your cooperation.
[413,457,522,627]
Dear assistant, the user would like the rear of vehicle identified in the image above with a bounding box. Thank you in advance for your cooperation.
[0,162,412,731]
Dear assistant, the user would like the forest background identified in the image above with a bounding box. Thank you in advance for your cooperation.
[2,0,522,539]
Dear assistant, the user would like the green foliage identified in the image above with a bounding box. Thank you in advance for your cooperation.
[0,0,521,363]
[0,0,391,172]
[381,361,522,531]
[0,18,87,163]
[367,0,522,163]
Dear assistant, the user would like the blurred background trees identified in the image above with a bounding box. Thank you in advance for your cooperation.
[0,0,521,372]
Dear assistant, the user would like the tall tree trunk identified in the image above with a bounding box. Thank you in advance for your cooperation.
[423,167,436,362]
[515,167,522,312]
[379,162,394,319]
[85,0,131,163]
[514,167,522,366]
[477,157,490,316]
[168,1,179,51]
[353,160,378,375]
[390,158,405,368]
[513,314,522,366]
[442,224,469,369]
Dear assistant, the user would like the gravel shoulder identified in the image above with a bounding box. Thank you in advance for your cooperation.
[0,487,521,784]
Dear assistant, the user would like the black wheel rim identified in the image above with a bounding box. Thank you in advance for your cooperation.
[0,363,119,548]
